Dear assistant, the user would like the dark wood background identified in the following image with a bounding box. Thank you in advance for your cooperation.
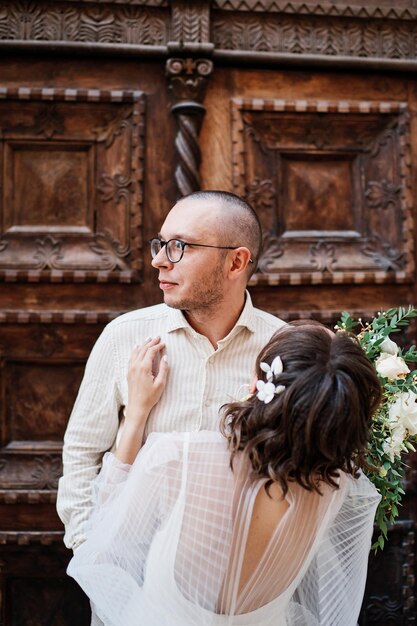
[0,0,416,623]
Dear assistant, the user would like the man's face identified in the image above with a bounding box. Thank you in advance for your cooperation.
[151,199,229,313]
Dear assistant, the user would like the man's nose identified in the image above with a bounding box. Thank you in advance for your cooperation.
[151,246,173,269]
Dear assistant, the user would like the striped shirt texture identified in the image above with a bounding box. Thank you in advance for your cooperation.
[57,292,285,550]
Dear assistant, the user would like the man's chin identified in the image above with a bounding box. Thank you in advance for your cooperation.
[163,293,182,309]
[164,294,196,312]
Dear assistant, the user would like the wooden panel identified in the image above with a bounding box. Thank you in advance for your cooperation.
[4,362,84,445]
[0,543,90,625]
[0,88,145,283]
[360,521,415,624]
[231,97,413,286]
[0,322,104,506]
[7,145,91,228]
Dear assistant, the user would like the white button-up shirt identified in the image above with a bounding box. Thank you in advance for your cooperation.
[57,292,285,549]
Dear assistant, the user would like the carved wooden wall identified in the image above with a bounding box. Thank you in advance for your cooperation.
[0,0,417,623]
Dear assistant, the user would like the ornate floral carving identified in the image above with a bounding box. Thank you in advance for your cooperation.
[0,455,62,490]
[2,1,44,40]
[119,7,167,45]
[246,178,276,212]
[365,180,402,210]
[0,2,169,47]
[23,230,132,273]
[166,57,213,196]
[89,230,130,271]
[79,8,117,43]
[304,117,334,150]
[30,456,62,490]
[362,235,405,271]
[244,178,286,273]
[93,106,133,148]
[257,232,284,274]
[212,14,417,62]
[8,105,65,138]
[33,236,64,269]
[42,6,79,41]
[367,128,398,158]
[31,327,64,357]
[34,106,65,138]
[97,173,132,203]
[309,241,337,273]
[170,0,210,45]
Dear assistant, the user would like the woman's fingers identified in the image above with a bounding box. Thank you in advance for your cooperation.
[129,338,166,380]
[126,338,168,415]
[135,337,157,362]
[129,337,159,367]
[154,355,169,389]
[141,342,165,374]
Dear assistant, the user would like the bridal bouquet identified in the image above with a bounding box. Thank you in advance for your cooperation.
[336,307,417,550]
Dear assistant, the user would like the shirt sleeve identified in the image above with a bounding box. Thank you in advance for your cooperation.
[86,452,131,533]
[56,322,123,550]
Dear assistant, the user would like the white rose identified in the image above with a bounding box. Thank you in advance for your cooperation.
[379,336,399,355]
[388,391,417,435]
[375,353,410,380]
[383,425,406,462]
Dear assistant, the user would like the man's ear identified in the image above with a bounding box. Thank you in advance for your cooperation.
[227,247,253,280]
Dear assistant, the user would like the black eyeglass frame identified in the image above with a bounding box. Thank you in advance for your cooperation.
[149,237,254,264]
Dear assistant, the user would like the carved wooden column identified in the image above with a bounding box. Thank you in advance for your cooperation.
[166,57,213,196]
[166,0,213,197]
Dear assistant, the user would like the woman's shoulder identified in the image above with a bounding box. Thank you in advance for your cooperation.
[345,470,381,499]
[283,470,381,516]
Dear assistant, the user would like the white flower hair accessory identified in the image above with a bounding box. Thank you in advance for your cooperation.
[256,356,286,404]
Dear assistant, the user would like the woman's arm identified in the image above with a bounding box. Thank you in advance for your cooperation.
[115,337,169,464]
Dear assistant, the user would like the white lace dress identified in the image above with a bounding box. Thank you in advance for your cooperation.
[67,431,380,626]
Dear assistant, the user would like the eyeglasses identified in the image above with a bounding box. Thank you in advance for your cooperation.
[149,237,253,264]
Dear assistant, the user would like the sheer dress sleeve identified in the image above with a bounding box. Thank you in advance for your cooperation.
[287,472,380,625]
[68,433,184,624]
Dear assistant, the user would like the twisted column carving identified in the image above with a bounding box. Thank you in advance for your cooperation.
[166,57,213,197]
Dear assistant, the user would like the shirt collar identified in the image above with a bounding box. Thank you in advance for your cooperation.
[166,306,190,333]
[166,290,256,335]
[232,290,256,334]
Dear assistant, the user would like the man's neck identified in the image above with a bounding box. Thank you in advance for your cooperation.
[184,294,246,349]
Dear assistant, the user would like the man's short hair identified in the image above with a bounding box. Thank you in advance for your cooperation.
[180,190,262,277]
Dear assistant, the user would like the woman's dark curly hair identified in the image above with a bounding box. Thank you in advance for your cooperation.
[220,321,382,494]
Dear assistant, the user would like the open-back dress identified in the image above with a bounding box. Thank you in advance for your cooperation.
[68,430,380,626]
